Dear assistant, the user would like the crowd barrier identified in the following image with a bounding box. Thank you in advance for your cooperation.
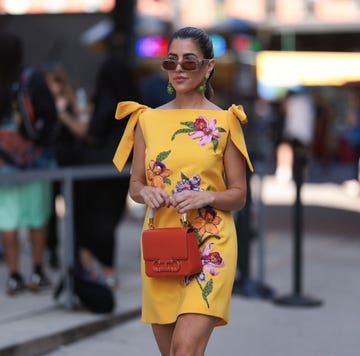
[0,164,131,309]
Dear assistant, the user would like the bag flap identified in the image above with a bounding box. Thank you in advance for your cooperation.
[142,227,194,260]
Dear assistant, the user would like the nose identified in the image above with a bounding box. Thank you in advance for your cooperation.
[175,61,183,71]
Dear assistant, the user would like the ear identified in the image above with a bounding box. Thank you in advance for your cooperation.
[207,58,216,73]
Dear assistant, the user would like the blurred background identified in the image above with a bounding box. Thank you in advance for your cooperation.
[0,2,360,353]
[1,0,359,174]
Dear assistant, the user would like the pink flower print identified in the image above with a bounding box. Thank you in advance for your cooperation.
[171,116,225,152]
[189,116,220,146]
[183,242,223,308]
[184,243,224,285]
[193,116,208,131]
[201,243,225,276]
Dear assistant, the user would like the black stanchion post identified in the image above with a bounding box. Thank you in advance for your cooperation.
[274,147,323,307]
[254,162,275,299]
[232,165,275,299]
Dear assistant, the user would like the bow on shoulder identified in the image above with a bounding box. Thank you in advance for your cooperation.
[113,101,148,171]
[227,104,253,172]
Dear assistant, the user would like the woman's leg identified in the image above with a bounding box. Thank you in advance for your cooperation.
[29,226,48,267]
[170,313,218,356]
[29,226,52,290]
[152,322,176,356]
[1,230,28,295]
[1,230,19,273]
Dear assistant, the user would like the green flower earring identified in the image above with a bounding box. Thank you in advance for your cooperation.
[198,73,210,93]
[167,82,174,95]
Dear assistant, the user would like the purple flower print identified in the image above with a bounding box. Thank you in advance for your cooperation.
[172,174,203,194]
[189,174,201,189]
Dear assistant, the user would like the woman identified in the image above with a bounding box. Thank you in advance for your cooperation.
[48,57,137,289]
[0,32,57,295]
[113,27,253,355]
[44,64,87,269]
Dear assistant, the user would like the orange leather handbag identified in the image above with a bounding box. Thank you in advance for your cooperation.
[142,210,202,277]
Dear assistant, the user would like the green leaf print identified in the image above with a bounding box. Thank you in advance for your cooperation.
[156,150,171,161]
[203,279,213,298]
[171,128,193,141]
[195,230,202,244]
[196,278,213,308]
[163,177,172,185]
[180,121,196,129]
[199,234,221,247]
[211,137,218,152]
[180,172,189,180]
[217,127,226,133]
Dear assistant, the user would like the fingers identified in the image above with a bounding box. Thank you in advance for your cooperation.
[170,191,195,214]
[142,187,170,209]
[142,189,208,213]
[171,191,212,214]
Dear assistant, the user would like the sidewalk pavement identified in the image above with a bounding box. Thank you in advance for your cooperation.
[0,209,143,356]
[0,162,359,356]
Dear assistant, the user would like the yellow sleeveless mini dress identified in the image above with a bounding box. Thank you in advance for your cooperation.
[114,101,253,326]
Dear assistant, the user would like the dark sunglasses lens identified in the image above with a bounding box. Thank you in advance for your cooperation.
[162,60,177,71]
[181,61,198,71]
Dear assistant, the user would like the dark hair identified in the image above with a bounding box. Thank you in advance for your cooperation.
[0,32,23,118]
[169,27,215,100]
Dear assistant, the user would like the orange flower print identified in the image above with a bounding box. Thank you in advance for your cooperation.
[146,151,172,188]
[191,207,222,237]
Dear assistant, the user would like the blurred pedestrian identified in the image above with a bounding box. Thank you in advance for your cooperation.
[312,92,335,166]
[54,55,139,289]
[0,32,57,295]
[113,27,253,356]
[346,87,360,180]
[43,63,86,269]
[275,89,315,182]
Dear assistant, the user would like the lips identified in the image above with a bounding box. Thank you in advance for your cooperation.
[173,76,187,83]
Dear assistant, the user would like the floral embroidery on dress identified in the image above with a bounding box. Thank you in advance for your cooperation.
[172,172,203,194]
[184,242,225,308]
[183,206,224,308]
[170,171,224,308]
[146,150,172,188]
[191,207,222,238]
[171,115,225,152]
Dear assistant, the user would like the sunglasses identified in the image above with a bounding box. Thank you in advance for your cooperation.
[161,58,209,72]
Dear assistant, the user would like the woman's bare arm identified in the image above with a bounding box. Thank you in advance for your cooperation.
[129,124,171,209]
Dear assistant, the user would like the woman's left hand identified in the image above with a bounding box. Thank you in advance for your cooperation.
[170,190,214,214]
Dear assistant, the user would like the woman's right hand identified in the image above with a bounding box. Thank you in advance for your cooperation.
[140,186,171,209]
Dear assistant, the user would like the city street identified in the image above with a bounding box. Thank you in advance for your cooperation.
[43,166,360,356]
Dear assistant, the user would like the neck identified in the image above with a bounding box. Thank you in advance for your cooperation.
[172,93,208,109]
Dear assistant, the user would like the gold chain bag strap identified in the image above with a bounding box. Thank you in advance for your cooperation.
[142,209,202,277]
